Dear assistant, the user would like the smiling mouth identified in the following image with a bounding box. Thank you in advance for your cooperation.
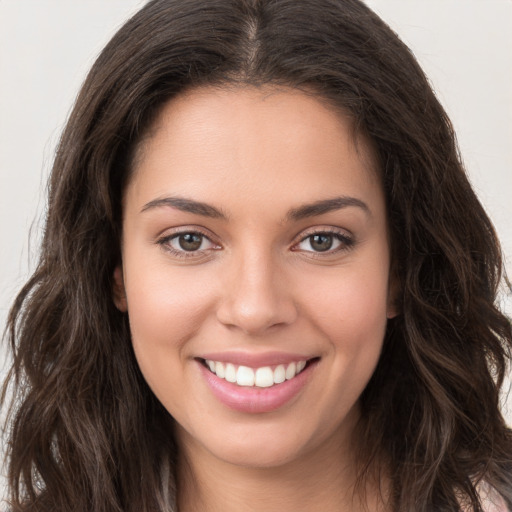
[199,358,318,388]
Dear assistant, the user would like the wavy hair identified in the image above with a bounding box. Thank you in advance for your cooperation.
[2,0,511,510]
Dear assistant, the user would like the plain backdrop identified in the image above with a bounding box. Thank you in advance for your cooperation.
[1,0,511,501]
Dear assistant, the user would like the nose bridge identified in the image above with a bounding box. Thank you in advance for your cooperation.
[216,244,296,334]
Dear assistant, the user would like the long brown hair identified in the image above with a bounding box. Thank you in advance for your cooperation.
[2,0,511,510]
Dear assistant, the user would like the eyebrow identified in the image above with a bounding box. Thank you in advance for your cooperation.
[141,195,370,221]
[285,196,371,221]
[141,196,229,219]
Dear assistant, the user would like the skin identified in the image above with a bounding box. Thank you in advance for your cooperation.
[114,86,396,512]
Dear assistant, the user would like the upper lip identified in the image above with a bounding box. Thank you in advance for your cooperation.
[197,351,316,368]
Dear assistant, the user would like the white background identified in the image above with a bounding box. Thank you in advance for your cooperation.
[1,0,511,502]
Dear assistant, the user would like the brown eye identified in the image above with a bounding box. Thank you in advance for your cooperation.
[159,231,217,256]
[295,230,354,254]
[178,233,203,251]
[309,234,333,252]
[157,230,221,260]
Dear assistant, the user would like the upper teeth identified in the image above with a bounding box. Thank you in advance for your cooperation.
[205,360,307,388]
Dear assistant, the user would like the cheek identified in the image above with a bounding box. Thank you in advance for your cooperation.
[309,260,389,316]
[123,259,217,383]
[301,256,390,366]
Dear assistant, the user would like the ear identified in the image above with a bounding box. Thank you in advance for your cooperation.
[386,300,399,319]
[386,269,400,319]
[113,265,128,312]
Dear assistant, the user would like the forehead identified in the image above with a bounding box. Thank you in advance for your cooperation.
[127,85,383,218]
[136,85,377,167]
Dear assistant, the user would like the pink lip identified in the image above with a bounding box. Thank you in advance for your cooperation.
[198,359,318,414]
[199,351,312,368]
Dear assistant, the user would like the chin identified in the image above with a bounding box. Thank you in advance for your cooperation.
[178,406,356,472]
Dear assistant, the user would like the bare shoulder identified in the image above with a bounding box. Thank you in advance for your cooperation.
[477,482,509,512]
[458,482,509,512]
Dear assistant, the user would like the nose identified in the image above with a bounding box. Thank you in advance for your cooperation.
[215,250,298,335]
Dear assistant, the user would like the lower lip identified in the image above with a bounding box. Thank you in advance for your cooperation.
[199,360,317,413]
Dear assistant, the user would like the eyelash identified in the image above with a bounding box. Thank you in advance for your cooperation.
[156,228,355,259]
[293,228,355,257]
[157,228,219,260]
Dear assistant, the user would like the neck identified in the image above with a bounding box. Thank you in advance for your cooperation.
[176,419,389,512]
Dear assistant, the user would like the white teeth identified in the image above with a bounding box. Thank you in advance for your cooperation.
[215,361,225,378]
[255,367,274,388]
[236,366,255,386]
[204,359,309,387]
[225,363,237,383]
[285,362,296,380]
[273,364,286,384]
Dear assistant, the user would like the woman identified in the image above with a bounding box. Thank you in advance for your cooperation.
[2,0,511,510]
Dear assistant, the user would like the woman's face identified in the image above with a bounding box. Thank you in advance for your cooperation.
[115,86,396,469]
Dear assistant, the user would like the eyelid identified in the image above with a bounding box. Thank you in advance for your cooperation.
[155,225,354,260]
[155,224,216,240]
[156,226,221,259]
[291,226,355,255]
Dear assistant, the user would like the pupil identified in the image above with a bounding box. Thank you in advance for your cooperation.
[311,234,333,252]
[179,233,202,251]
